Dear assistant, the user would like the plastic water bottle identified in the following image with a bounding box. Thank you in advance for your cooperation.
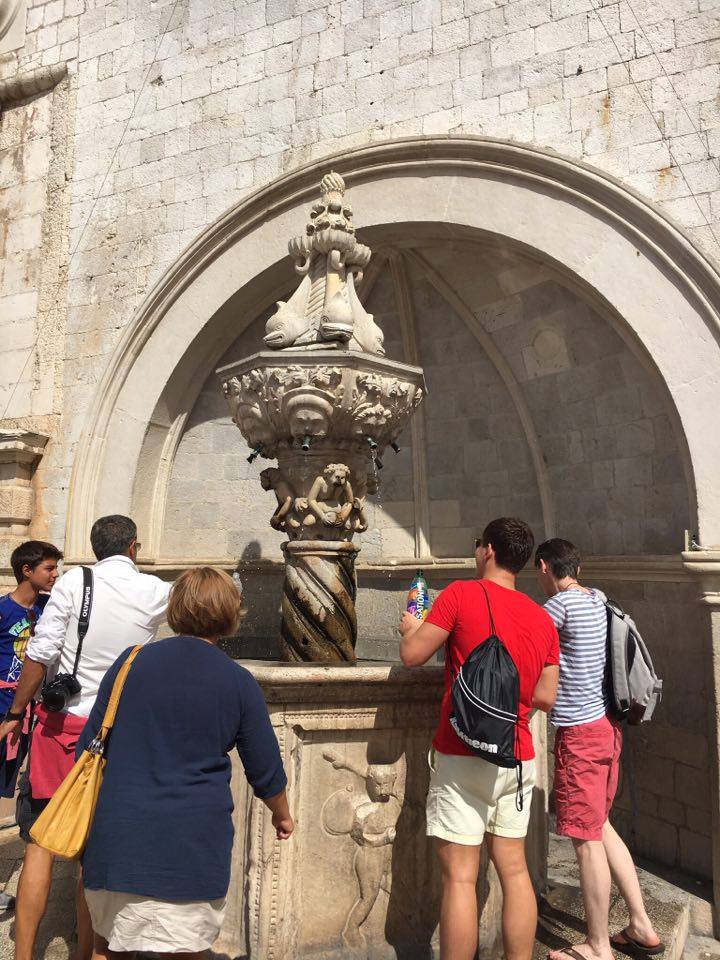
[407,569,430,621]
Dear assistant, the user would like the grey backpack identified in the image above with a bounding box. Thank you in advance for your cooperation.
[604,599,663,724]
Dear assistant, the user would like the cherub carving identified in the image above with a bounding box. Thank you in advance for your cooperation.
[306,463,355,528]
[321,749,405,952]
[259,468,302,532]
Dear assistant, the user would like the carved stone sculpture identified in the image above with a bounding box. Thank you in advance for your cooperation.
[263,172,384,355]
[321,749,405,953]
[218,172,425,662]
[281,540,358,661]
[306,464,355,529]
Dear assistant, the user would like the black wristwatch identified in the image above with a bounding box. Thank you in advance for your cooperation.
[3,710,23,722]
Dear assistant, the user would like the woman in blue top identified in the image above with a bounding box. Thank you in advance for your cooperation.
[77,566,293,958]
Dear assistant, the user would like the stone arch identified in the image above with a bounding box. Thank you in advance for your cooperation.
[65,136,720,559]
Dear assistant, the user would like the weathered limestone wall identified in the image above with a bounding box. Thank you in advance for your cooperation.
[0,0,717,887]
[605,579,713,879]
[162,241,689,563]
[1,0,720,549]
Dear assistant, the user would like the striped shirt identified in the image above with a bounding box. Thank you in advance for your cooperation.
[543,587,608,727]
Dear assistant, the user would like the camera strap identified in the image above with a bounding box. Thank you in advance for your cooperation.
[72,566,93,678]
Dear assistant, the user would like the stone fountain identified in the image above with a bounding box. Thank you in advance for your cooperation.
[212,174,546,960]
[217,170,424,662]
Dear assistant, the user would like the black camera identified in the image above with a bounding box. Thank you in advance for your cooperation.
[42,673,82,713]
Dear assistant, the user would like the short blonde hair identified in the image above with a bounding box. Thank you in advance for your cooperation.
[167,567,242,639]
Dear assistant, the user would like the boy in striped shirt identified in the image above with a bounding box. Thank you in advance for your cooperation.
[535,539,663,960]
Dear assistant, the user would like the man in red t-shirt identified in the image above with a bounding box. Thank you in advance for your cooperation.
[399,517,559,960]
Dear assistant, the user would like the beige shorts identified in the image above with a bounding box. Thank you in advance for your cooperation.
[426,748,535,845]
[84,888,226,953]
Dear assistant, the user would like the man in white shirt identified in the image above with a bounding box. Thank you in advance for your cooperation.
[0,515,170,960]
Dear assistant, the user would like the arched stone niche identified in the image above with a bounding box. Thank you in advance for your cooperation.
[68,136,720,562]
[159,229,691,566]
[64,135,720,903]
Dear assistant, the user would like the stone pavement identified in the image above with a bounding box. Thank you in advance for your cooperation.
[0,828,74,960]
[0,824,715,959]
[538,834,717,960]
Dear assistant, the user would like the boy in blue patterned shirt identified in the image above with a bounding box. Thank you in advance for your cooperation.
[0,542,62,797]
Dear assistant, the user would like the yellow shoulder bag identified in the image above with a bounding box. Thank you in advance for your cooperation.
[30,644,143,860]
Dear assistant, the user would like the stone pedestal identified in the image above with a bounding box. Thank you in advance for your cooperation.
[0,430,48,588]
[215,663,549,960]
[280,541,359,662]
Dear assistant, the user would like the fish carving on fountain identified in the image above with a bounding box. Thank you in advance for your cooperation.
[218,171,425,663]
[263,172,385,355]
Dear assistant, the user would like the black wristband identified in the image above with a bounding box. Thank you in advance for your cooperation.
[3,710,23,722]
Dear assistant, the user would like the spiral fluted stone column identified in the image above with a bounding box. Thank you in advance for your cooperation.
[280,541,359,662]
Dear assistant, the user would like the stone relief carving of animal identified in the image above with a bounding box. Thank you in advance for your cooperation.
[306,463,355,529]
[259,467,303,532]
[321,749,405,952]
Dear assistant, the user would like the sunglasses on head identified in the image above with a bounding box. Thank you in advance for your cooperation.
[473,538,484,552]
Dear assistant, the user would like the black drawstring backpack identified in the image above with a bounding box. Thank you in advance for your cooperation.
[449,583,525,809]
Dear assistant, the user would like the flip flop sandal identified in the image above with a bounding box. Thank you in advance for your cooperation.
[547,948,592,960]
[611,928,665,957]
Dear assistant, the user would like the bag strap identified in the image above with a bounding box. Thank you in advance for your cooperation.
[71,567,93,678]
[479,582,496,636]
[450,581,497,681]
[98,645,143,741]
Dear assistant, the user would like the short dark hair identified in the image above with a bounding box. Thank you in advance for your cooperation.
[534,538,581,580]
[11,541,63,584]
[90,515,137,561]
[481,518,534,574]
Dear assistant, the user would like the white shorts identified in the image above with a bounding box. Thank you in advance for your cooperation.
[426,748,535,845]
[84,888,226,953]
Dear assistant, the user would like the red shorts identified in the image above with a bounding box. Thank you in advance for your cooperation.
[553,715,622,841]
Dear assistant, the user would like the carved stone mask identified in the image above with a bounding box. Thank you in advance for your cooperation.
[367,766,396,800]
[285,392,334,440]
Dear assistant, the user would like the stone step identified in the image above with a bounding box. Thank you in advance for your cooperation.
[536,834,716,960]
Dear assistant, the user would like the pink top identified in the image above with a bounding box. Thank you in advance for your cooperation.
[29,704,86,799]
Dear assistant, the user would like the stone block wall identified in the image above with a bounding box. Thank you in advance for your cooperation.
[602,579,713,878]
[1,0,720,553]
[162,239,690,565]
[0,0,716,886]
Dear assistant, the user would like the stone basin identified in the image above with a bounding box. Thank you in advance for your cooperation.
[217,349,425,473]
[216,662,549,960]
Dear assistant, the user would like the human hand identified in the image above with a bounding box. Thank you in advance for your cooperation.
[272,812,295,840]
[399,612,422,637]
[0,720,21,746]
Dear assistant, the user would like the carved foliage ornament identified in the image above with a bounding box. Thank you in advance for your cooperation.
[222,363,422,454]
[263,172,385,355]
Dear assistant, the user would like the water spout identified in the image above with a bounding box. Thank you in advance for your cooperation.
[301,435,313,452]
[247,444,264,464]
[390,441,400,453]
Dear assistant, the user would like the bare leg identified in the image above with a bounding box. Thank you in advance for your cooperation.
[550,840,614,960]
[15,843,54,960]
[342,847,384,948]
[486,834,537,960]
[91,933,133,960]
[603,821,660,946]
[76,874,94,960]
[435,839,481,960]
